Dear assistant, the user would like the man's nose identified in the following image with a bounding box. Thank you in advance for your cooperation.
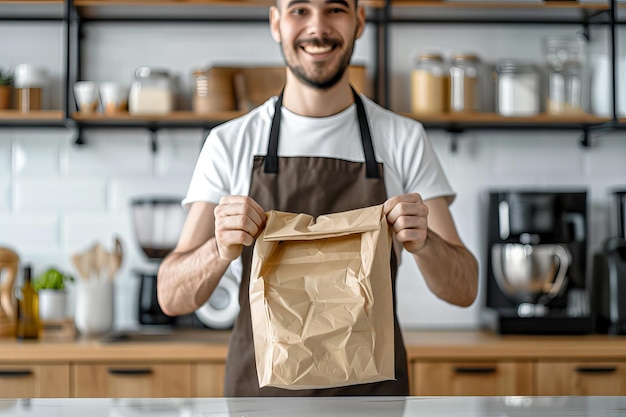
[306,11,331,37]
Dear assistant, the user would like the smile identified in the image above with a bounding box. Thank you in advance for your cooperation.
[301,44,334,55]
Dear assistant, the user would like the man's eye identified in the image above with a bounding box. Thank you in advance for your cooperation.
[290,8,306,15]
[329,8,346,13]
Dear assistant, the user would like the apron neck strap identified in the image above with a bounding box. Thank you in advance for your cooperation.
[264,86,380,178]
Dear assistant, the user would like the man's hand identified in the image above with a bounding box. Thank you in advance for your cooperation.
[214,196,266,262]
[383,193,429,255]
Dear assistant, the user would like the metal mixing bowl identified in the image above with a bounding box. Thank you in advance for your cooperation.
[491,243,570,305]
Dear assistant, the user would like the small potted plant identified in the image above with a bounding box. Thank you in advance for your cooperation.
[0,68,13,110]
[33,267,74,322]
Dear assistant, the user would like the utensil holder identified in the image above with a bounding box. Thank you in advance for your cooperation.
[75,279,114,337]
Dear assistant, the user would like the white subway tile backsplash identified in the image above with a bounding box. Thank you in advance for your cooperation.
[0,133,10,177]
[0,179,9,212]
[397,250,481,330]
[67,130,153,176]
[0,214,58,253]
[585,133,626,178]
[16,177,106,213]
[491,132,584,178]
[63,213,132,252]
[154,129,203,177]
[12,130,71,177]
[108,176,190,213]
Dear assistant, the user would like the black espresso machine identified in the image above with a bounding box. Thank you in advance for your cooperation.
[483,189,594,335]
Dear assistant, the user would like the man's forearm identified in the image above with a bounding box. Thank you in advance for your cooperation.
[413,230,478,307]
[157,238,231,316]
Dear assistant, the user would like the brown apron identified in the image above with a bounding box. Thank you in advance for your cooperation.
[223,88,409,396]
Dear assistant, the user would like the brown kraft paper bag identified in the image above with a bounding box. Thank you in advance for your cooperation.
[249,204,395,390]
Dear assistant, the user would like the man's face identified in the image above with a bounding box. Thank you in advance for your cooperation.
[270,0,365,90]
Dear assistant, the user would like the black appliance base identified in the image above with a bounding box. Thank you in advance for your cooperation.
[483,309,594,335]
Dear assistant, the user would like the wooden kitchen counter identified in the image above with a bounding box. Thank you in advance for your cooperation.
[0,329,231,362]
[1,329,625,362]
[2,330,626,397]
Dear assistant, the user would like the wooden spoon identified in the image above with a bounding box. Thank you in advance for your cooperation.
[71,253,90,281]
[108,237,123,281]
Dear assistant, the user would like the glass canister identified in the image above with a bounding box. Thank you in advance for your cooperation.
[128,66,174,115]
[449,54,481,112]
[496,60,540,117]
[411,53,448,115]
[545,36,584,115]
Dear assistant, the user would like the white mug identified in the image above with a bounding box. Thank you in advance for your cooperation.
[74,81,99,113]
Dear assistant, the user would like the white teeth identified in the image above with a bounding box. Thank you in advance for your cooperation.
[303,45,333,54]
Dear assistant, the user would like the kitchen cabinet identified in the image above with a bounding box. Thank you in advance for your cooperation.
[0,363,70,398]
[0,330,625,397]
[193,362,226,397]
[411,360,533,396]
[0,0,621,149]
[72,362,192,398]
[535,361,626,396]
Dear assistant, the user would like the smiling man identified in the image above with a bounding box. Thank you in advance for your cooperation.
[158,0,478,397]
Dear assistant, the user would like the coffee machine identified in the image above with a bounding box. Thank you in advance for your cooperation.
[483,190,594,334]
[591,188,626,334]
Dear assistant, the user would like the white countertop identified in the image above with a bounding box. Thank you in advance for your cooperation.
[0,397,625,417]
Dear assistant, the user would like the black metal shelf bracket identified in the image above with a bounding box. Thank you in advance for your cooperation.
[580,126,591,148]
[149,126,159,154]
[446,126,465,154]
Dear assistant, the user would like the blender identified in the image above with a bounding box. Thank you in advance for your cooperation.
[130,197,240,330]
[131,197,186,327]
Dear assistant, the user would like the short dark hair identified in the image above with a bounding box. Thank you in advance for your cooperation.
[276,0,359,8]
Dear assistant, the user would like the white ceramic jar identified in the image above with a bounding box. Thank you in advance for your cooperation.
[74,279,114,337]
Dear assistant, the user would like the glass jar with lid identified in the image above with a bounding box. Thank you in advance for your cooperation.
[128,66,174,115]
[496,60,540,117]
[544,36,584,115]
[449,54,481,113]
[411,53,447,115]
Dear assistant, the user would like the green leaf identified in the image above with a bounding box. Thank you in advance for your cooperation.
[33,268,74,291]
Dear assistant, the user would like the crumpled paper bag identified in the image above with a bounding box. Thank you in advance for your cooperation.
[249,204,395,390]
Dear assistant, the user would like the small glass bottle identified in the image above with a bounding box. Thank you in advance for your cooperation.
[449,54,481,113]
[16,265,40,340]
[411,53,448,115]
[128,66,174,115]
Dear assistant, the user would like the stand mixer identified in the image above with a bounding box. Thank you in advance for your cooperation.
[491,242,570,318]
[484,190,593,335]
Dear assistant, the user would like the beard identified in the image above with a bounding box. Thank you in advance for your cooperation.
[280,35,355,90]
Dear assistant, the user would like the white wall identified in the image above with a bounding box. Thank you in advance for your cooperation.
[1,16,625,332]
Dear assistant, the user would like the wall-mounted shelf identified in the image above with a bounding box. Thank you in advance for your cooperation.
[390,1,610,24]
[0,0,65,20]
[71,0,385,21]
[71,111,243,127]
[0,110,66,128]
[0,0,622,154]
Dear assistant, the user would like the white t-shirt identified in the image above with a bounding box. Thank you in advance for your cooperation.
[184,94,454,209]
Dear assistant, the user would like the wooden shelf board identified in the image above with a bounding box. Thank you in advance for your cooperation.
[74,0,384,7]
[392,1,609,10]
[0,110,64,121]
[72,111,245,123]
[0,0,61,4]
[403,112,611,125]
